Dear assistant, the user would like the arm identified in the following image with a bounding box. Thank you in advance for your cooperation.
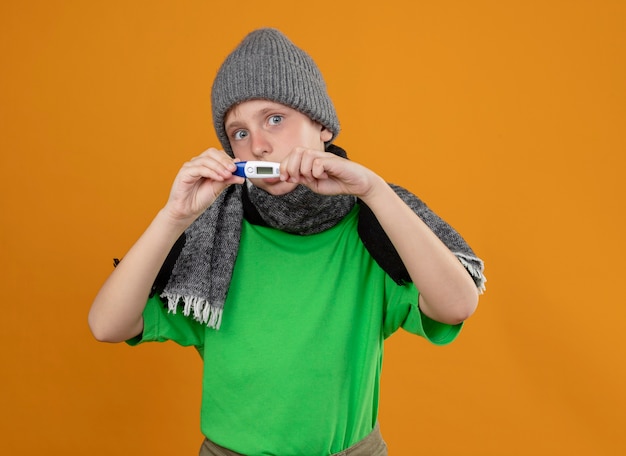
[359,180,478,324]
[280,148,478,325]
[88,149,244,342]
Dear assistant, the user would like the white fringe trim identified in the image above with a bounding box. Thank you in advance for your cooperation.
[455,253,487,294]
[161,293,224,329]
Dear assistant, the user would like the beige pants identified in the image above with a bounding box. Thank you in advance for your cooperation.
[198,423,388,456]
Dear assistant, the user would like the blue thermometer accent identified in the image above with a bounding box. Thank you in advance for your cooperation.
[233,161,281,178]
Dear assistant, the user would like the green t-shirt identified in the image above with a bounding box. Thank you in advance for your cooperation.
[130,205,461,455]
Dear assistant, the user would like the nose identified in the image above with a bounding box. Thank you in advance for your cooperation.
[250,131,272,158]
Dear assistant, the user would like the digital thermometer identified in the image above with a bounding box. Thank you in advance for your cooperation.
[233,161,280,178]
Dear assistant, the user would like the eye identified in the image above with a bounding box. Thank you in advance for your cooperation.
[268,115,283,126]
[233,129,248,140]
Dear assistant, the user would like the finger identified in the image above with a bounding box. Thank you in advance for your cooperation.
[280,147,304,182]
[185,150,237,181]
[298,149,319,180]
[310,156,330,180]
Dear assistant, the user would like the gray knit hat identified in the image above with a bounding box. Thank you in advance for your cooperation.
[211,28,340,156]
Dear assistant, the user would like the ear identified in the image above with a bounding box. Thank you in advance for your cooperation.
[320,127,333,142]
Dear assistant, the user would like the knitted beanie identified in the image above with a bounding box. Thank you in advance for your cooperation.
[211,28,340,156]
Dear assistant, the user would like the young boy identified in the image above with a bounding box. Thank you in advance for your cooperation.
[89,28,485,456]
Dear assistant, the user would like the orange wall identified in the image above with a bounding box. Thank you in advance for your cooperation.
[1,1,625,455]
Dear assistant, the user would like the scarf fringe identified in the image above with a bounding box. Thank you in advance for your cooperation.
[161,292,224,329]
[455,252,487,294]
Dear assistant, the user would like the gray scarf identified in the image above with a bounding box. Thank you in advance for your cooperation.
[156,147,485,329]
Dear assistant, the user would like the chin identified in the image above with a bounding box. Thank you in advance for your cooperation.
[253,180,299,196]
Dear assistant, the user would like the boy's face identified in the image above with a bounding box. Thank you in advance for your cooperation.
[225,99,332,195]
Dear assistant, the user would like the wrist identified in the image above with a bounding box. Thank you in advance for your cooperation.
[155,207,195,236]
[357,174,391,205]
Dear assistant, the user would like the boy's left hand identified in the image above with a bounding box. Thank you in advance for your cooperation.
[279,147,384,199]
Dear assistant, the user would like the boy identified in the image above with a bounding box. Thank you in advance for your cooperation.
[89,28,485,456]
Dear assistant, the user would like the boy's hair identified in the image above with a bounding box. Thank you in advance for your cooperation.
[211,28,340,156]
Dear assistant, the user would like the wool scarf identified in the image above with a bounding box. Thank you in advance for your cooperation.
[153,146,485,329]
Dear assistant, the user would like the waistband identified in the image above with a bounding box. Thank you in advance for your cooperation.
[198,422,387,456]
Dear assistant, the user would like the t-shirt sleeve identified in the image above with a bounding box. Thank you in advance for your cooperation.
[126,295,205,348]
[383,276,462,345]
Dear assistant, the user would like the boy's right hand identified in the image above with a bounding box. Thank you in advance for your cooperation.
[89,147,243,343]
[163,148,244,226]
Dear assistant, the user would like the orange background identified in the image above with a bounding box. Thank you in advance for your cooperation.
[1,1,625,455]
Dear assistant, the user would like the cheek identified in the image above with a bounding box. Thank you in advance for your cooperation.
[292,126,326,150]
[230,144,251,160]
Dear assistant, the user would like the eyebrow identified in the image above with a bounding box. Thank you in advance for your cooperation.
[225,104,288,132]
[225,119,245,132]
